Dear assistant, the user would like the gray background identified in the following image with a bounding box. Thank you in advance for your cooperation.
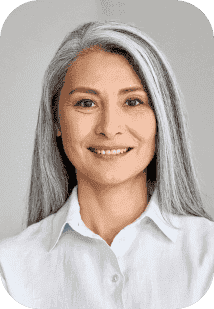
[0,0,213,241]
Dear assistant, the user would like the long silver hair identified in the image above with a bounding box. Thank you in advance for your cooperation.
[22,20,213,229]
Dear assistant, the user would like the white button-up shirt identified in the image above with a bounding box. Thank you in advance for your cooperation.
[0,186,214,309]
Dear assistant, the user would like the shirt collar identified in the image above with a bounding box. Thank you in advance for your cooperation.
[49,186,181,251]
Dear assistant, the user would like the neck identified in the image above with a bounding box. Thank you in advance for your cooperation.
[76,171,148,243]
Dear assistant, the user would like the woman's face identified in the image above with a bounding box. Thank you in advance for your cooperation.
[58,48,157,186]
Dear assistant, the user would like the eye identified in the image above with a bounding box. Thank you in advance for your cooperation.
[125,98,144,107]
[74,99,95,108]
[75,98,144,107]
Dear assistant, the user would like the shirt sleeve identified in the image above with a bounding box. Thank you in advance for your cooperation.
[0,263,9,293]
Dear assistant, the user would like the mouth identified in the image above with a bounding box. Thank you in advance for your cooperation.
[88,147,133,155]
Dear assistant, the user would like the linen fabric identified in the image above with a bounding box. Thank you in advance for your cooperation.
[0,186,214,309]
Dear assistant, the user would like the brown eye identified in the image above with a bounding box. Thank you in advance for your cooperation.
[126,99,144,106]
[74,98,144,108]
[74,100,95,108]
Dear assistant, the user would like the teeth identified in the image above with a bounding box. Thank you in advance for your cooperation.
[93,148,129,155]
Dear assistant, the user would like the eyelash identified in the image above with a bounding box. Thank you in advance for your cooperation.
[74,98,144,108]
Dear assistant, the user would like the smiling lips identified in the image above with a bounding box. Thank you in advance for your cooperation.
[88,147,133,155]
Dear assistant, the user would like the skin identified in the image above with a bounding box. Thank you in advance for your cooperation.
[58,47,157,246]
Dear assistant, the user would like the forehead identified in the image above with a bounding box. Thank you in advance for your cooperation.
[65,47,142,87]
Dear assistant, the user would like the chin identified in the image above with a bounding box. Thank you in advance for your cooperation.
[89,170,143,188]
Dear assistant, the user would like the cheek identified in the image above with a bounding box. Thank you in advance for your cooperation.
[62,111,93,146]
[134,113,157,142]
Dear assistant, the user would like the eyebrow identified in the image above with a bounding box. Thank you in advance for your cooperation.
[69,86,145,96]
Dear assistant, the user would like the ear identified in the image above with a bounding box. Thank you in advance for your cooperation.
[57,130,62,137]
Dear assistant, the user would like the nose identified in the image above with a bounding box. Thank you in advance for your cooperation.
[95,104,125,138]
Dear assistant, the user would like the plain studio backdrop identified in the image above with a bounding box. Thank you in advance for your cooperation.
[0,0,213,241]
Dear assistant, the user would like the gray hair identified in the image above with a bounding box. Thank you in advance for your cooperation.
[22,20,213,229]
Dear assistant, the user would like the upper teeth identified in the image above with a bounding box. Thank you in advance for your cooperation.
[95,148,128,155]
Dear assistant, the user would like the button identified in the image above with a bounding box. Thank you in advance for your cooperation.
[112,274,119,282]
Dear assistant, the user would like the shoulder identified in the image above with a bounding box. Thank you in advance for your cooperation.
[178,215,214,257]
[0,199,70,261]
[0,212,54,260]
[179,215,214,236]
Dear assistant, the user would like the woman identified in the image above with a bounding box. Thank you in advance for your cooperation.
[0,20,213,309]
